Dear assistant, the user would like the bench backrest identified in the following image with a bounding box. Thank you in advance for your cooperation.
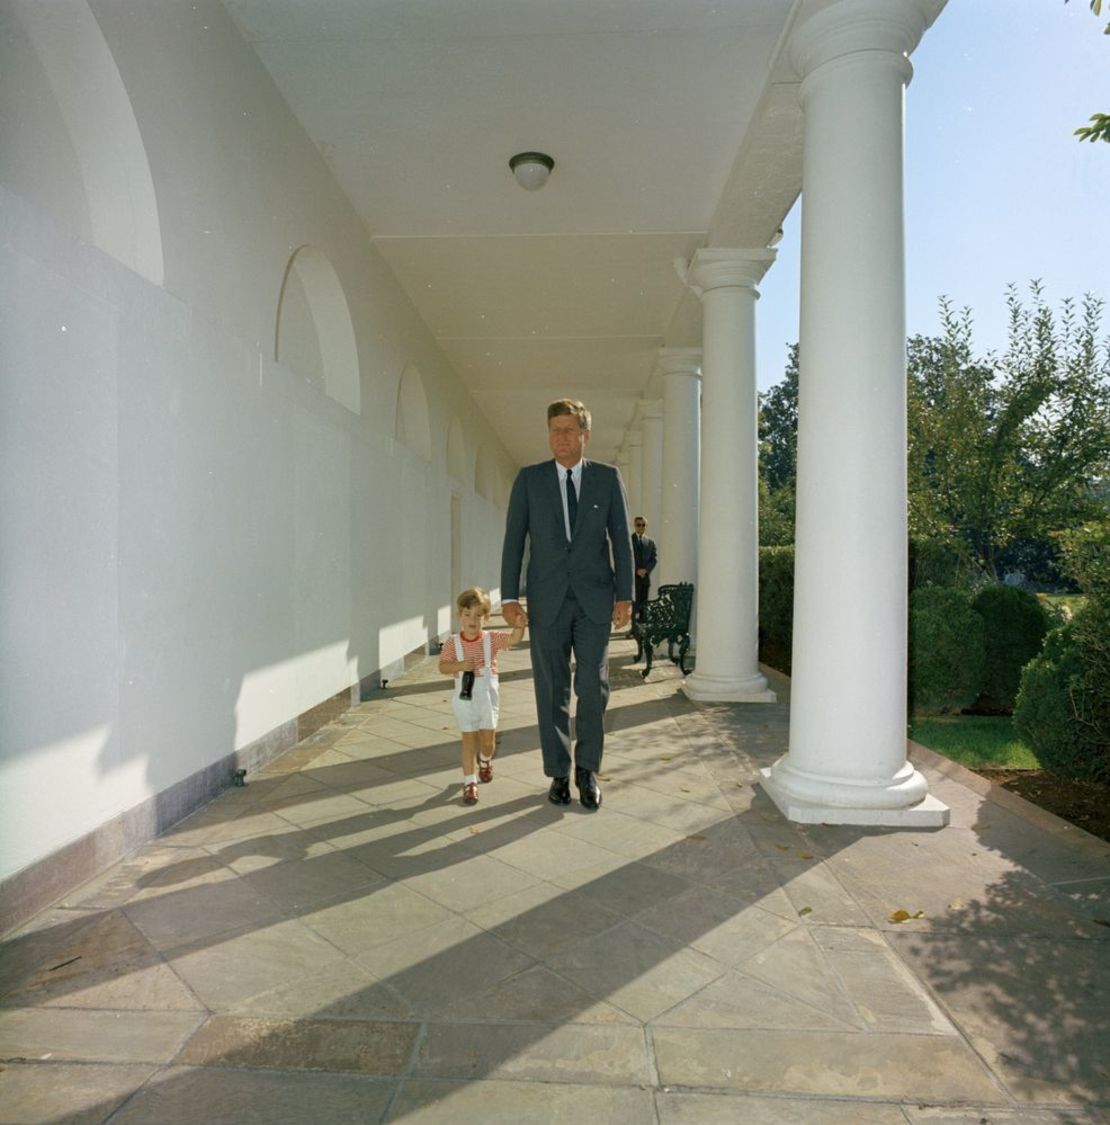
[647,582,694,631]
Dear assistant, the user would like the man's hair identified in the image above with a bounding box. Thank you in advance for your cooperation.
[547,399,591,432]
[456,586,491,616]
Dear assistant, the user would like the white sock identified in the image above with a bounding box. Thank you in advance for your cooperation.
[478,754,492,764]
[464,773,477,785]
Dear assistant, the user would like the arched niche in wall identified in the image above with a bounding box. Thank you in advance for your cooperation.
[2,0,164,284]
[275,245,361,414]
[395,363,432,460]
[475,446,494,500]
[446,418,468,484]
[496,470,512,509]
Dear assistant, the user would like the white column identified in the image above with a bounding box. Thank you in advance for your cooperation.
[658,348,701,588]
[615,446,631,499]
[638,399,663,535]
[683,249,775,704]
[762,0,948,827]
[625,429,643,520]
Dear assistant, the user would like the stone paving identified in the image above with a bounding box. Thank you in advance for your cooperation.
[2,635,1108,1123]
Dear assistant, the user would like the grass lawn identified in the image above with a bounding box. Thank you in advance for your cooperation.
[1040,592,1086,618]
[908,713,1041,770]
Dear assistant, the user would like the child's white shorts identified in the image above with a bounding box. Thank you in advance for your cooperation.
[451,674,500,732]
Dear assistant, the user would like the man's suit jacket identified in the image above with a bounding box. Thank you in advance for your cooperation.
[633,535,657,583]
[501,458,634,628]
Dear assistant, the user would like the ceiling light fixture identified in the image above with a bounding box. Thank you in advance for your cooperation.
[509,151,554,191]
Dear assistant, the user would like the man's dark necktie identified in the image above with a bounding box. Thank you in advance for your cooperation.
[565,468,577,538]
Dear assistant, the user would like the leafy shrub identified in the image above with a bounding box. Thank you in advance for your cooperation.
[1013,600,1110,784]
[1014,521,1109,784]
[909,538,965,590]
[759,546,794,674]
[908,586,985,713]
[970,584,1050,710]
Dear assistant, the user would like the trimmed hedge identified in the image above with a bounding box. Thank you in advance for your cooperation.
[970,584,1050,711]
[1013,601,1110,784]
[908,586,985,713]
[758,546,794,674]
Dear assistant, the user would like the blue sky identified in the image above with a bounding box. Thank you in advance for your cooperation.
[756,0,1109,391]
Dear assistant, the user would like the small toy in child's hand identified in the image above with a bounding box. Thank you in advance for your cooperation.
[459,669,475,700]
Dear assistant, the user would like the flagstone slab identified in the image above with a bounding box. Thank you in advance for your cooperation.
[387,1077,655,1123]
[547,920,724,1022]
[0,1007,204,1064]
[735,926,860,1027]
[164,917,352,1009]
[398,852,542,914]
[558,859,695,919]
[352,914,535,1016]
[889,930,1110,1104]
[464,881,625,961]
[122,875,284,950]
[655,1090,910,1123]
[438,964,636,1025]
[238,850,384,911]
[175,1014,418,1074]
[107,1065,397,1124]
[632,885,798,966]
[233,958,414,1020]
[0,1061,156,1125]
[0,909,198,1012]
[810,926,955,1035]
[300,882,455,957]
[651,968,860,1032]
[652,1027,1003,1101]
[903,1109,1108,1124]
[413,1020,649,1085]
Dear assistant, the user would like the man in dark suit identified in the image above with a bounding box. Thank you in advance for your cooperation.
[631,516,658,624]
[501,399,634,810]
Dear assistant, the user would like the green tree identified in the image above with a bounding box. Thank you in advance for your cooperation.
[907,284,1110,581]
[758,342,798,545]
[1067,0,1110,141]
[759,342,798,492]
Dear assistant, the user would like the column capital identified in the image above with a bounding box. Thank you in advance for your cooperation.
[789,0,930,81]
[687,248,776,296]
[655,347,702,379]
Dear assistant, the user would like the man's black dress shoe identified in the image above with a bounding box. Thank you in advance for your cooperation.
[548,776,571,805]
[575,767,602,811]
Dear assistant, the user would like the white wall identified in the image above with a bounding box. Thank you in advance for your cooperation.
[0,0,516,885]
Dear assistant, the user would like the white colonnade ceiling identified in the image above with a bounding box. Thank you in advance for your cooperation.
[222,0,819,466]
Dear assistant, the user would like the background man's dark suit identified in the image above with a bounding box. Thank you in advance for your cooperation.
[501,458,633,781]
[632,526,658,622]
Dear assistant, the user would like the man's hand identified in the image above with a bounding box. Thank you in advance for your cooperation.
[636,568,647,578]
[612,600,632,630]
[502,602,529,628]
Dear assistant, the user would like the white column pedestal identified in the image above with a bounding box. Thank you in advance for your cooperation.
[762,0,947,827]
[682,249,775,705]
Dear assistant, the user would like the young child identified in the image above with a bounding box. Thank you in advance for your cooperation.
[439,587,525,805]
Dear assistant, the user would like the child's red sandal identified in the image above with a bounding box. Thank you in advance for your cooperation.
[463,781,479,804]
[478,757,494,784]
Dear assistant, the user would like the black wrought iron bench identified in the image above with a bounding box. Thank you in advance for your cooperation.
[631,582,694,680]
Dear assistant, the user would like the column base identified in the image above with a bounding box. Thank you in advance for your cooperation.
[760,764,949,827]
[683,671,776,704]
